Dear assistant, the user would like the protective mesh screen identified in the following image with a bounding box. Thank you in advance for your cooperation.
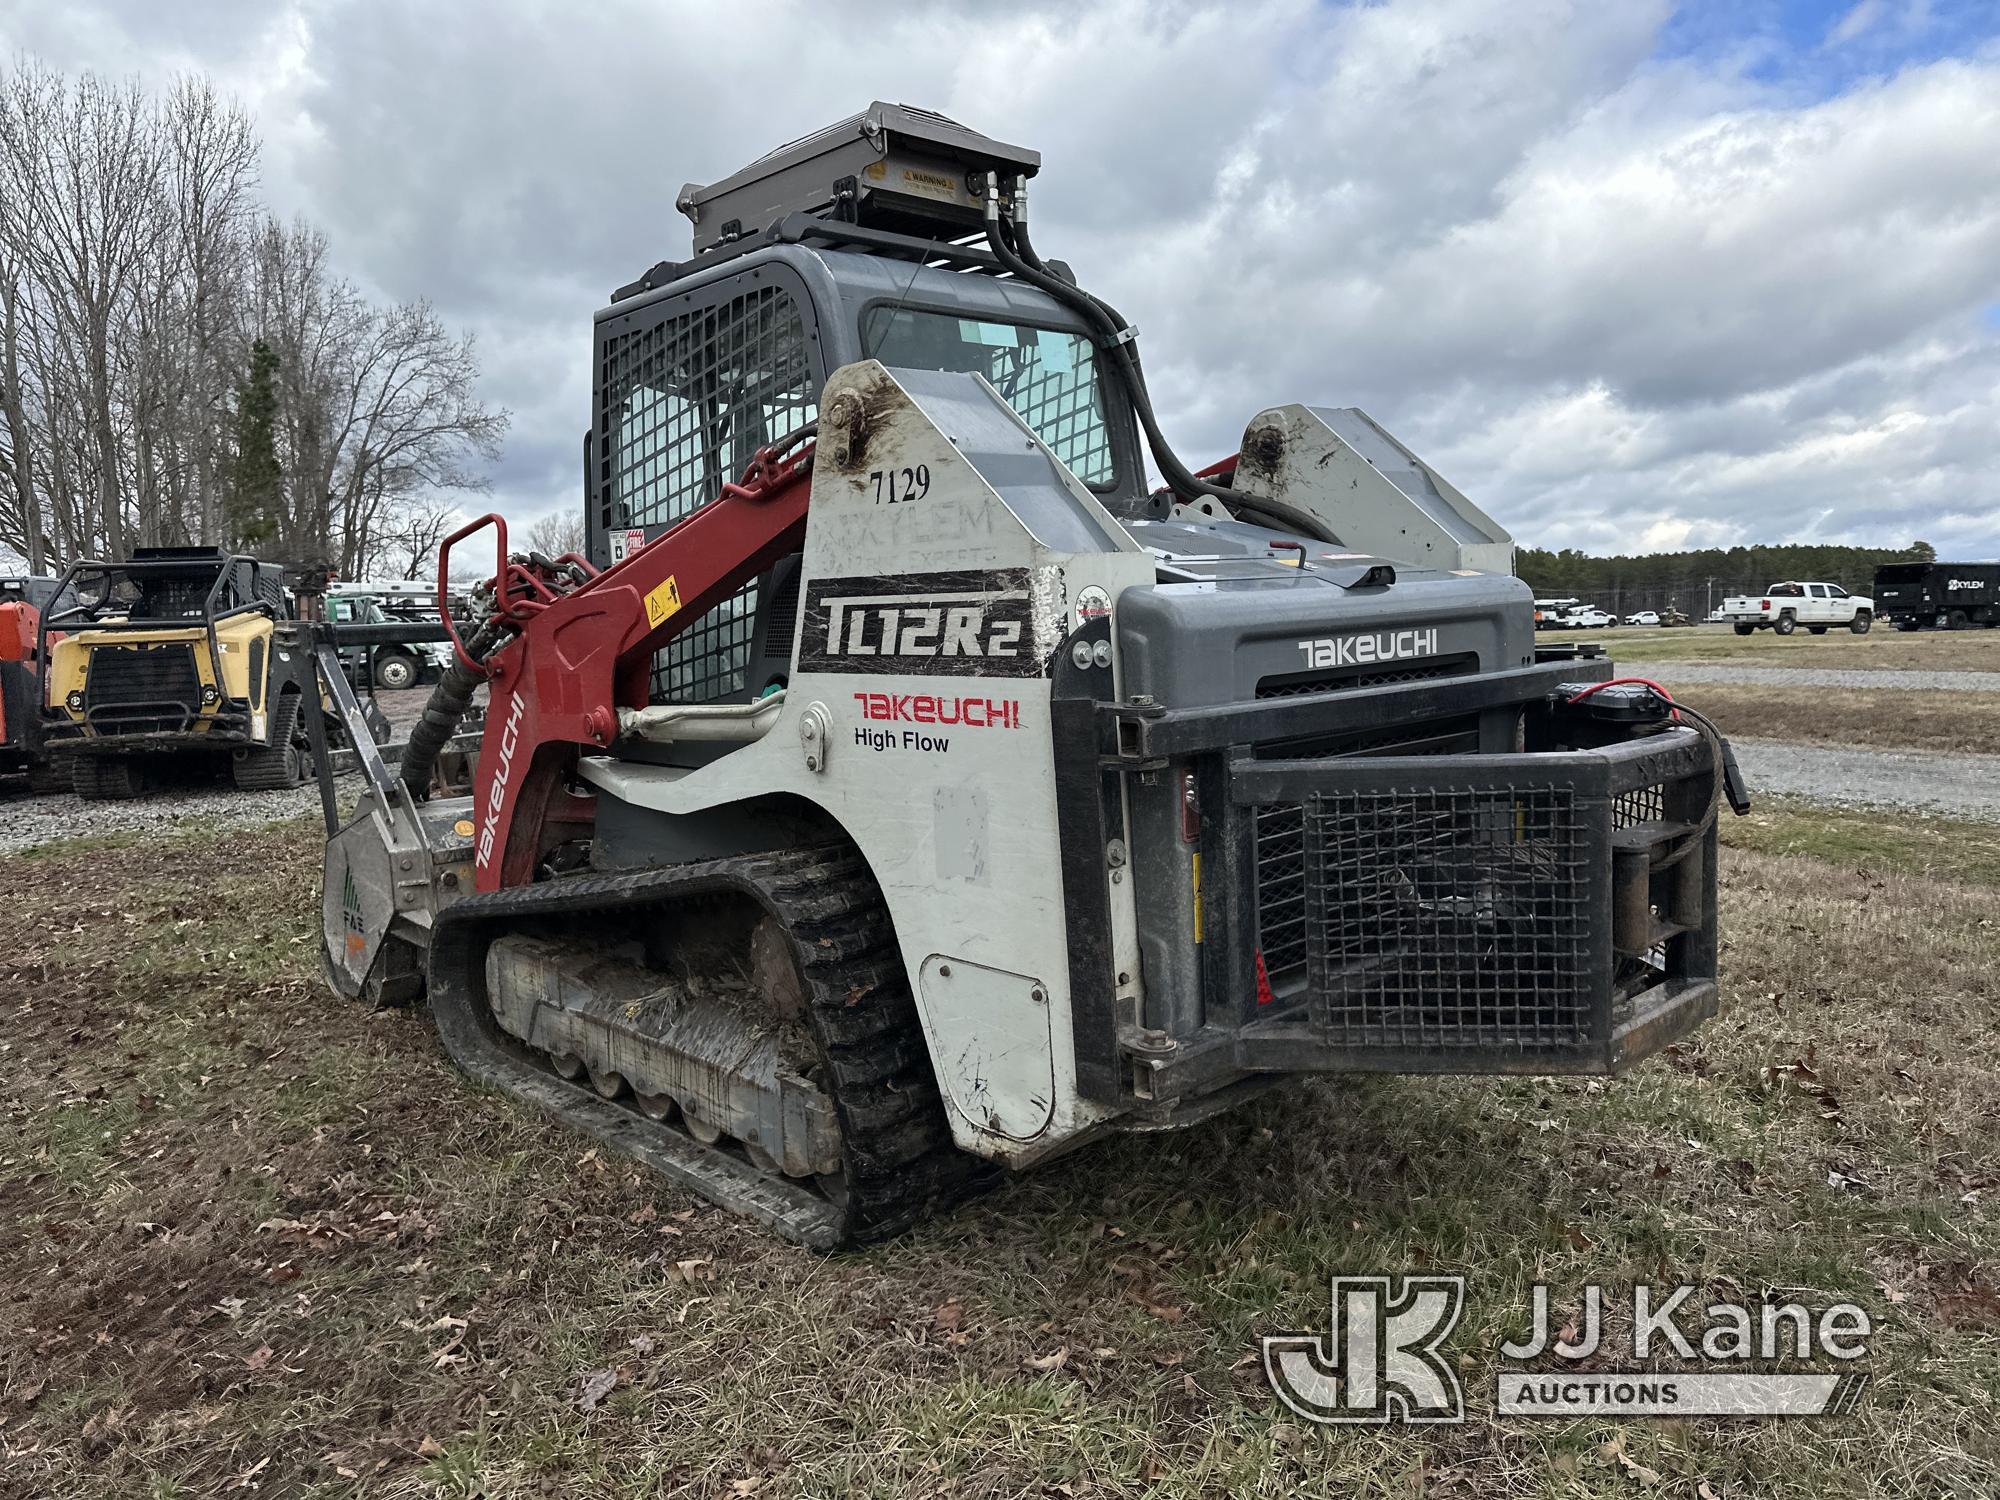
[1255,717,1481,982]
[863,308,1113,485]
[1295,785,1593,1049]
[597,285,816,701]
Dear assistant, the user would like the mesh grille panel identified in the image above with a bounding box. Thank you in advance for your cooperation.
[85,644,199,731]
[598,285,815,702]
[1256,716,1480,979]
[863,310,1112,484]
[997,335,1111,483]
[1300,786,1592,1049]
[1256,654,1478,700]
[1613,785,1666,826]
[654,581,759,702]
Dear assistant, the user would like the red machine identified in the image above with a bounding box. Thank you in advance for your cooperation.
[0,594,59,789]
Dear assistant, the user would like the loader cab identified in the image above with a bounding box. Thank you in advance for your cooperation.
[587,239,1147,719]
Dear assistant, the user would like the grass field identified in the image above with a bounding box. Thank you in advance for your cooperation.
[1554,624,2000,670]
[1653,682,2000,756]
[3,815,1997,1498]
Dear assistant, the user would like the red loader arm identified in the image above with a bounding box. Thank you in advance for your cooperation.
[450,440,814,891]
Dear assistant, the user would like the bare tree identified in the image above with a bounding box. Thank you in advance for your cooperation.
[321,301,507,575]
[0,62,168,559]
[361,491,460,580]
[0,57,504,575]
[525,507,586,560]
[161,77,257,544]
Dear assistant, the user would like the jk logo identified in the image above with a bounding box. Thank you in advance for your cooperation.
[1263,1275,1466,1424]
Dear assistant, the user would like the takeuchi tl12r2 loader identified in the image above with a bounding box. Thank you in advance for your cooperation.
[315,105,1750,1246]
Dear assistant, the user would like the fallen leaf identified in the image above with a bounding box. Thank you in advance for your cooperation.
[575,1366,620,1411]
[630,1333,656,1355]
[243,1345,275,1371]
[1025,1347,1069,1372]
[932,1299,964,1333]
[417,1435,447,1458]
[214,1296,246,1320]
[228,1456,270,1489]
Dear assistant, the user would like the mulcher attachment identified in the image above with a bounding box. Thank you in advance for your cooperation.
[426,844,989,1248]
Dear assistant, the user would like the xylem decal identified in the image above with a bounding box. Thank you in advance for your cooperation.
[799,569,1044,677]
[475,691,529,871]
[1946,578,1986,592]
[1296,628,1440,670]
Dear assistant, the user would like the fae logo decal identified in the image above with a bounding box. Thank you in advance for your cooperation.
[799,570,1045,678]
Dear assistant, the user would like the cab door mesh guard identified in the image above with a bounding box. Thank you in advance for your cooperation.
[1226,731,1719,1073]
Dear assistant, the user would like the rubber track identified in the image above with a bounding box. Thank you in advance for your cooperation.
[72,755,145,800]
[231,692,303,790]
[426,844,989,1247]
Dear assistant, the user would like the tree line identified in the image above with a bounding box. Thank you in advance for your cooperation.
[1516,540,1937,616]
[0,58,508,580]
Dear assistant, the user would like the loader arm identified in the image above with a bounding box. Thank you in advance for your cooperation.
[461,442,814,891]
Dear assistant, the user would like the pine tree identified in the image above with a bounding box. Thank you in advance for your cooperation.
[226,338,283,550]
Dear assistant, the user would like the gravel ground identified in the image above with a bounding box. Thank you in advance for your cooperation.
[1642,663,2000,692]
[0,778,327,854]
[1731,737,2000,823]
[0,689,438,856]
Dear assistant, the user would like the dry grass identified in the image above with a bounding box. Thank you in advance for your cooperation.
[1721,798,2000,888]
[1660,682,2000,756]
[1559,624,2000,671]
[1,817,1996,1498]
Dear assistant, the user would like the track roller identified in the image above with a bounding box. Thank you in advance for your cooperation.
[426,844,990,1247]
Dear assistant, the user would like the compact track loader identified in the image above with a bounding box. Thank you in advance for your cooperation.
[316,105,1747,1246]
[40,548,312,798]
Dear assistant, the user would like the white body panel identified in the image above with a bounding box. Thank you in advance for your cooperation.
[582,363,1154,1166]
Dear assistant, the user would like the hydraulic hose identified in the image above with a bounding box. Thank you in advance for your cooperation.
[984,190,1339,545]
[401,616,509,803]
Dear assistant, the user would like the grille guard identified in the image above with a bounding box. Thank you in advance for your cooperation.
[1142,728,1720,1100]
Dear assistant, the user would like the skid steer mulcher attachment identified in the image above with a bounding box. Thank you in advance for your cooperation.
[307,104,1743,1247]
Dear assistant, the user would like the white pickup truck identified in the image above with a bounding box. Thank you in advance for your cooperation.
[1722,581,1873,636]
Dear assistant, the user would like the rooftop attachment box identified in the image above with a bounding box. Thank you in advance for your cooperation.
[676,102,1040,253]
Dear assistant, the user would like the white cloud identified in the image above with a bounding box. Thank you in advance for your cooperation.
[1829,0,1888,46]
[5,0,1998,557]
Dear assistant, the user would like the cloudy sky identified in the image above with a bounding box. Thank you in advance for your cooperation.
[6,0,1998,557]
